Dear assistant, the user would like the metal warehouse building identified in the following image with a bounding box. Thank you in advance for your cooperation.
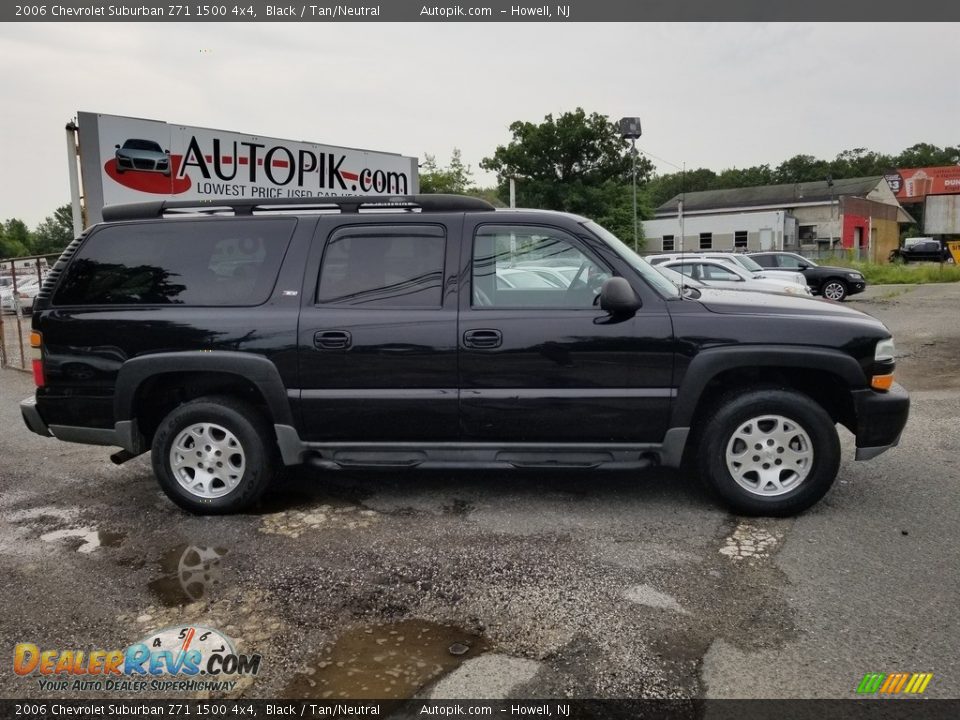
[644,176,914,261]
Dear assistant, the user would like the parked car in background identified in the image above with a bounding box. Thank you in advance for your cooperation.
[748,252,866,301]
[657,258,812,296]
[1,276,42,313]
[647,252,806,287]
[114,138,171,176]
[889,238,953,264]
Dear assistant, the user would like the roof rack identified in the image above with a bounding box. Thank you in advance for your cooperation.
[101,194,496,222]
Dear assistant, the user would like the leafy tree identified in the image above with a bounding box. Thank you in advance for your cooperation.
[420,149,474,194]
[32,204,74,255]
[772,154,832,184]
[481,108,653,243]
[0,219,32,259]
[894,142,960,169]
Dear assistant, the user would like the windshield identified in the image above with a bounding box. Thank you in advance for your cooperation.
[122,139,163,152]
[582,221,680,298]
[732,255,763,272]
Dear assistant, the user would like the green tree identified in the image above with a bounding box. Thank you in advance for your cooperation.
[0,218,32,259]
[481,108,653,243]
[32,204,74,255]
[773,154,832,184]
[420,148,474,194]
[894,142,960,169]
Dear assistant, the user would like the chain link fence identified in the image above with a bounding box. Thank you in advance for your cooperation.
[1,254,55,371]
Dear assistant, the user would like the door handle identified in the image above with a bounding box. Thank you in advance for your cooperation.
[463,329,502,349]
[314,330,352,350]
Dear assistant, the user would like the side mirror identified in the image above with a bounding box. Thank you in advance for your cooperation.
[797,262,810,270]
[114,144,121,149]
[599,277,640,315]
[164,149,170,154]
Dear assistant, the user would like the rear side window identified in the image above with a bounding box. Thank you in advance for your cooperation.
[53,218,295,306]
[316,225,446,307]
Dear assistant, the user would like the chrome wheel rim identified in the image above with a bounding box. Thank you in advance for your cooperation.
[823,282,845,301]
[169,423,245,498]
[725,414,813,497]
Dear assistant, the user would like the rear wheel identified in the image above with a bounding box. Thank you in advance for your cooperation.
[151,396,278,514]
[821,279,848,301]
[697,389,840,516]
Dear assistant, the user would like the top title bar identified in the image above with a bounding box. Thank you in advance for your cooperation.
[5,0,960,21]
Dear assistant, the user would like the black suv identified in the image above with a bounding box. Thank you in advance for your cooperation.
[890,239,953,264]
[20,195,908,516]
[748,252,867,301]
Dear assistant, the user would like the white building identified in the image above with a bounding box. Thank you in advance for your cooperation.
[643,210,794,254]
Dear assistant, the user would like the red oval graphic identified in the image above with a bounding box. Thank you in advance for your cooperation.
[105,155,192,195]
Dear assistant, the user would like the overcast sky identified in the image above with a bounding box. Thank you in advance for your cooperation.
[1,22,958,227]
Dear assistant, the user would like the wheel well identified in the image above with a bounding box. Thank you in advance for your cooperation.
[688,366,856,437]
[132,371,271,447]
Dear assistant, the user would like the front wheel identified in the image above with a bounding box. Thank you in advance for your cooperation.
[821,279,848,301]
[151,396,278,514]
[697,389,841,516]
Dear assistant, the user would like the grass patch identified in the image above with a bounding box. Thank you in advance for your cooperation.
[817,256,960,285]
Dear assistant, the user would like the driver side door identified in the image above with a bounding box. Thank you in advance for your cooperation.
[458,222,674,443]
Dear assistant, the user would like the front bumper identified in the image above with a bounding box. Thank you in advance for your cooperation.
[20,395,52,437]
[852,382,909,460]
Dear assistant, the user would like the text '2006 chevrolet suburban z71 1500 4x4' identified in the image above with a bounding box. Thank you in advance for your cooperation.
[20,195,909,516]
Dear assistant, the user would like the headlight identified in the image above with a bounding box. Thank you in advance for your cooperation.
[848,272,863,279]
[875,338,895,362]
[783,286,799,295]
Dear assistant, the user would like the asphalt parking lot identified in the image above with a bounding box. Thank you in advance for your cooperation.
[1,283,958,701]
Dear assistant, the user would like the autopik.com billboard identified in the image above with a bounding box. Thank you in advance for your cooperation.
[76,112,419,223]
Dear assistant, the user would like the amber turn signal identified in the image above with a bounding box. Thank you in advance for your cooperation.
[871,374,894,391]
[30,332,42,348]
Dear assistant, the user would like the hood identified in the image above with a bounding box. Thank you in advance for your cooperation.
[692,287,880,322]
[818,264,864,275]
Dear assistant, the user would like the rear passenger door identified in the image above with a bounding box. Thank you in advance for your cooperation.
[296,218,461,441]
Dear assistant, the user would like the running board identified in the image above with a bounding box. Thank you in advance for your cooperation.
[299,443,660,471]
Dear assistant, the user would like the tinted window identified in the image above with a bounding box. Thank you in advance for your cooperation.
[751,254,776,268]
[317,225,445,307]
[776,254,805,269]
[54,218,295,306]
[472,225,610,309]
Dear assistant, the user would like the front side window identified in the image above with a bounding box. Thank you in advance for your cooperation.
[54,218,295,306]
[777,254,806,269]
[700,263,742,281]
[317,225,446,307]
[472,225,610,309]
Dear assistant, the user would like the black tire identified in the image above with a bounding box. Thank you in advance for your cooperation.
[821,278,848,302]
[151,395,278,514]
[697,388,841,517]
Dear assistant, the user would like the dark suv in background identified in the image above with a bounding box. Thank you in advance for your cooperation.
[21,196,908,516]
[748,251,867,301]
[890,238,953,264]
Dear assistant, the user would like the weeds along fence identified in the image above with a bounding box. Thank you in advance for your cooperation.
[0,254,57,371]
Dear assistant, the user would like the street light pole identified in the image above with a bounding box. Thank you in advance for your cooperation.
[631,138,638,250]
[618,117,642,251]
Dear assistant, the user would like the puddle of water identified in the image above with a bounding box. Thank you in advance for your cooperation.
[147,545,227,607]
[284,620,486,700]
[39,527,125,554]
